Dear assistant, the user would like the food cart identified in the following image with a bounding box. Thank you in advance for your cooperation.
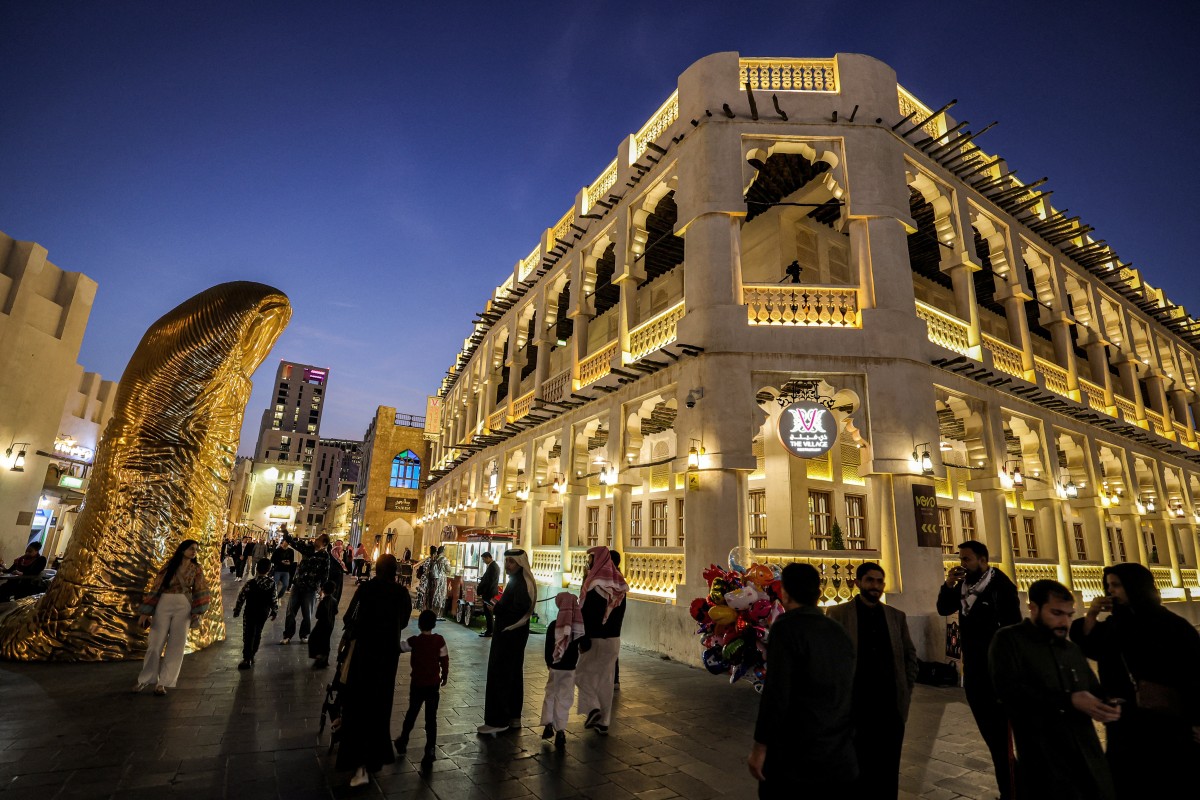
[438,526,517,626]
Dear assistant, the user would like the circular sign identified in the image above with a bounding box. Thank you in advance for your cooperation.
[776,401,837,458]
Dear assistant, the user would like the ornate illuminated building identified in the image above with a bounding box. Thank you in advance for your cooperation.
[420,52,1200,660]
[351,407,428,558]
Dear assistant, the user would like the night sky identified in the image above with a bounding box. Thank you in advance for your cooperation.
[1,2,1196,453]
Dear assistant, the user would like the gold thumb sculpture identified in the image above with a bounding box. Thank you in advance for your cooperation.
[0,281,291,660]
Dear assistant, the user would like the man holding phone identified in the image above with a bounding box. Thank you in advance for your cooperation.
[989,579,1118,799]
[936,540,1022,799]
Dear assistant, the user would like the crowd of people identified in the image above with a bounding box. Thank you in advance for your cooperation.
[127,530,1200,797]
[748,541,1200,800]
[131,534,630,789]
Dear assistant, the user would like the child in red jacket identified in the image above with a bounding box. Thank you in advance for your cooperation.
[394,610,449,765]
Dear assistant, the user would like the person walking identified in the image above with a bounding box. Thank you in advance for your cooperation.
[477,551,500,638]
[935,539,1021,799]
[1069,563,1200,797]
[415,546,435,612]
[271,538,295,600]
[394,610,450,766]
[233,558,278,670]
[826,562,918,799]
[309,580,338,669]
[575,545,627,735]
[353,542,367,578]
[135,539,211,695]
[336,554,413,788]
[429,545,451,618]
[989,579,1118,800]
[477,548,536,735]
[233,535,251,581]
[541,591,584,748]
[280,532,331,645]
[747,563,856,798]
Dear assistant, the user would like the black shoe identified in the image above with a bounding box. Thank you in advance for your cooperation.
[237,660,251,670]
[393,736,408,754]
[541,724,554,740]
[596,724,609,736]
[479,631,492,638]
[554,731,566,747]
[311,658,328,669]
[584,708,601,729]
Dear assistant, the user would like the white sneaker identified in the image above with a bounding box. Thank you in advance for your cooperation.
[349,767,369,787]
[476,724,508,735]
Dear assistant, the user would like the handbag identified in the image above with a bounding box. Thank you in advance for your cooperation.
[1120,653,1184,716]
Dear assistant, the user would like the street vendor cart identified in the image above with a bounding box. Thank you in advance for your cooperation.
[438,526,517,626]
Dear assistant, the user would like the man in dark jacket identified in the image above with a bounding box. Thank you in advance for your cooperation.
[477,552,500,638]
[271,539,296,599]
[936,539,1022,799]
[748,563,856,799]
[827,562,918,798]
[989,579,1118,800]
[280,532,331,644]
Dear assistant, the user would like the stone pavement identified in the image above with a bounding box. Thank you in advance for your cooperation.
[0,577,1002,799]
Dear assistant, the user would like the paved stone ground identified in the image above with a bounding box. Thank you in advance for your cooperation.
[0,577,1003,799]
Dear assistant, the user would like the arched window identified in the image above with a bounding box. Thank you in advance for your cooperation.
[390,450,421,489]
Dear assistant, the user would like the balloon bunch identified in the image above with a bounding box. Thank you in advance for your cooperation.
[690,547,784,693]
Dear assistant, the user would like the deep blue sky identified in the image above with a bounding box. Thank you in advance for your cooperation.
[1,2,1196,453]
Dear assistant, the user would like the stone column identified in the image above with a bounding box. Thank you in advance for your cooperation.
[1080,333,1115,411]
[611,482,631,554]
[1114,354,1147,425]
[1043,315,1081,400]
[682,469,747,594]
[521,490,546,553]
[560,490,578,586]
[997,291,1036,380]
[1143,368,1172,436]
[1169,388,1196,444]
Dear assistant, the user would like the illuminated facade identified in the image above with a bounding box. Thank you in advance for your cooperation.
[0,231,117,561]
[350,407,428,557]
[421,52,1200,660]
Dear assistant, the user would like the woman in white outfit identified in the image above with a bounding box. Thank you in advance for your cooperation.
[135,539,211,695]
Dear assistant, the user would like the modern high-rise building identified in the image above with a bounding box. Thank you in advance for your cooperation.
[240,360,330,535]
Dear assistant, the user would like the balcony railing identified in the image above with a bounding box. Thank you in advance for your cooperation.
[579,341,618,387]
[1070,564,1105,601]
[621,549,685,601]
[756,550,882,606]
[628,301,684,361]
[898,85,944,139]
[518,245,540,282]
[487,408,506,431]
[551,208,575,247]
[740,58,838,92]
[1175,421,1192,442]
[1014,560,1059,592]
[1114,395,1139,425]
[915,301,972,354]
[634,90,679,160]
[1080,379,1107,412]
[982,334,1025,378]
[586,159,619,211]
[512,390,535,422]
[1145,409,1167,438]
[1035,357,1071,396]
[745,285,860,327]
[542,369,571,404]
[1150,566,1174,591]
[531,546,562,584]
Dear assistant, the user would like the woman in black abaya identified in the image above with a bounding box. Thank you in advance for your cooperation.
[477,548,537,734]
[336,554,413,787]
